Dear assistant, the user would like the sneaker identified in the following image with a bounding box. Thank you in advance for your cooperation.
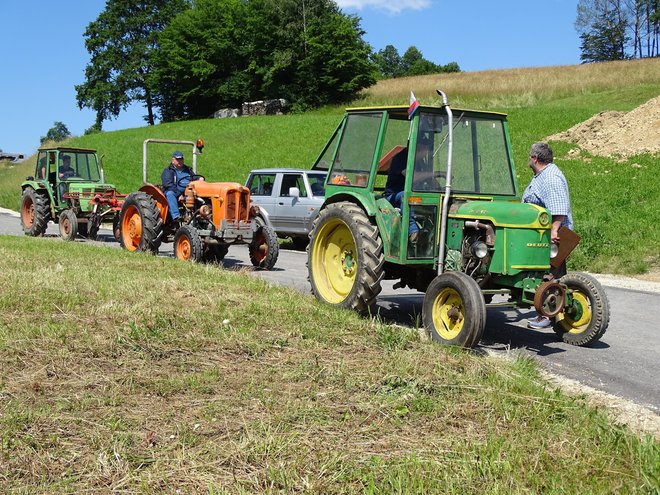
[527,316,552,329]
[409,231,419,244]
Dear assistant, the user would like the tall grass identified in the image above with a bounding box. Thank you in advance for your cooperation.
[0,235,657,493]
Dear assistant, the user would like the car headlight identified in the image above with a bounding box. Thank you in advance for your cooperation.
[471,241,488,259]
[539,211,550,226]
[550,243,559,259]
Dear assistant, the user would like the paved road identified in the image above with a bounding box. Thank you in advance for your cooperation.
[2,209,658,412]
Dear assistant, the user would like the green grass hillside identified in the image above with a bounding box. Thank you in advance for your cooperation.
[4,58,659,274]
[0,236,657,493]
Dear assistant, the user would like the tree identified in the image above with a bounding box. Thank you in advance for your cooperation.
[76,0,190,129]
[40,122,71,144]
[579,6,629,61]
[373,45,404,78]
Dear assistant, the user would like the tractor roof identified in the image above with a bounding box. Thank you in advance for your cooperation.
[345,104,507,119]
[38,146,97,153]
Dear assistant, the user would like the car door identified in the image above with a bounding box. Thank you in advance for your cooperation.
[274,173,317,235]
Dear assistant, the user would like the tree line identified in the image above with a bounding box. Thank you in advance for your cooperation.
[76,0,459,132]
[577,0,660,62]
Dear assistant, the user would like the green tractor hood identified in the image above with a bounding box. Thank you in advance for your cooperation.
[451,199,550,230]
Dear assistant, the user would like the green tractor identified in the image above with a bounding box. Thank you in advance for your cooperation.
[307,91,609,348]
[20,147,125,240]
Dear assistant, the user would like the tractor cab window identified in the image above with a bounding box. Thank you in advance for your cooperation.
[58,152,101,182]
[248,174,276,196]
[36,152,48,180]
[328,112,382,187]
[420,111,516,196]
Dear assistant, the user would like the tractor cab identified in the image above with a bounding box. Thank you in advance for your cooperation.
[34,148,102,203]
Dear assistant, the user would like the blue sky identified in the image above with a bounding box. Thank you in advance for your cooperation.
[1,0,581,156]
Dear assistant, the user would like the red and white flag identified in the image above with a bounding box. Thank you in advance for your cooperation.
[408,90,420,119]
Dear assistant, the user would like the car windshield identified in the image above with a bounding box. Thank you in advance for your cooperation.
[59,152,101,182]
[415,111,516,196]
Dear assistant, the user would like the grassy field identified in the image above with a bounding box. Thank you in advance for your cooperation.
[2,58,659,275]
[0,235,657,493]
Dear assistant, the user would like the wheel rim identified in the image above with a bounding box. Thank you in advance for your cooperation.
[61,217,72,236]
[253,232,268,263]
[560,291,592,334]
[22,196,35,228]
[176,234,192,260]
[312,218,357,304]
[122,205,142,251]
[432,287,465,340]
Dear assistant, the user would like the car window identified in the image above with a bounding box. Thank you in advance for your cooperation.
[248,174,276,196]
[308,173,326,196]
[281,174,307,197]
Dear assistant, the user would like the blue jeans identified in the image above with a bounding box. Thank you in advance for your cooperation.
[165,190,182,220]
[388,191,419,235]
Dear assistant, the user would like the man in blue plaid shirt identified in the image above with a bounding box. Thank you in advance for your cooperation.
[522,142,574,328]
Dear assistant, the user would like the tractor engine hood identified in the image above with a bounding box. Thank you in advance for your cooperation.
[450,200,550,230]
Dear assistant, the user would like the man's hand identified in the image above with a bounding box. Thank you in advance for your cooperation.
[551,215,566,243]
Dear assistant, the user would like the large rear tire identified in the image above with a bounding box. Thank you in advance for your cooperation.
[20,188,50,237]
[308,202,384,314]
[58,210,78,241]
[249,223,279,270]
[553,272,609,346]
[174,225,203,262]
[119,192,162,253]
[422,271,486,348]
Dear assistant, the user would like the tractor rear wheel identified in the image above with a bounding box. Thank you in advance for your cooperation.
[422,271,486,348]
[58,210,78,241]
[20,188,50,237]
[553,272,610,346]
[249,223,279,270]
[174,225,203,262]
[119,192,162,253]
[308,202,384,314]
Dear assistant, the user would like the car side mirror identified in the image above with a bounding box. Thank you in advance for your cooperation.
[289,187,300,198]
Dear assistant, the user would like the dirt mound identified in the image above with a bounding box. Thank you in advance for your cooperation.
[547,95,660,157]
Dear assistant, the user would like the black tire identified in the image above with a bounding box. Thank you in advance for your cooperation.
[291,236,309,250]
[58,210,78,241]
[249,224,279,270]
[112,214,121,241]
[307,202,384,314]
[85,214,101,240]
[20,188,50,236]
[174,225,203,262]
[203,244,230,263]
[422,271,486,348]
[553,272,610,346]
[119,192,162,253]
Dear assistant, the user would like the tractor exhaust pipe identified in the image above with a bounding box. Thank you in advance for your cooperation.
[436,89,453,275]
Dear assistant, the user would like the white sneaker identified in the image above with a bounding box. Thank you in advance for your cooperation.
[527,316,551,329]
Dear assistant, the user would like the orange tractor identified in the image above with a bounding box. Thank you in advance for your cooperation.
[118,139,278,269]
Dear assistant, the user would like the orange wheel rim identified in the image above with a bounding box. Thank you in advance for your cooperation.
[22,196,35,228]
[177,236,192,260]
[122,205,142,251]
[254,233,267,263]
[61,218,72,236]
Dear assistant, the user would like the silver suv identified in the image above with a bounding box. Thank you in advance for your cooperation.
[246,168,327,249]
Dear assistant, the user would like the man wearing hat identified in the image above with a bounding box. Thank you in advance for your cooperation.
[161,150,195,223]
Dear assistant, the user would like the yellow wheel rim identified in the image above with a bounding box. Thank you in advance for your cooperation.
[122,205,142,252]
[311,218,357,304]
[560,291,592,334]
[432,287,465,340]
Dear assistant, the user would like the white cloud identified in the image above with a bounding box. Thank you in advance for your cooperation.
[335,0,431,15]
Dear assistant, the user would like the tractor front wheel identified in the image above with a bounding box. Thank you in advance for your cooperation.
[58,210,78,241]
[308,202,384,314]
[249,223,279,270]
[553,272,610,346]
[174,225,203,262]
[119,192,162,253]
[422,271,486,348]
[20,188,50,237]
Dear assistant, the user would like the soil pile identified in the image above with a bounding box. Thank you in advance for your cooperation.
[547,95,660,157]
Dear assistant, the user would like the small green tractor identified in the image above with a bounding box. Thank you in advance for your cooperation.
[307,91,609,348]
[118,139,279,269]
[20,147,124,240]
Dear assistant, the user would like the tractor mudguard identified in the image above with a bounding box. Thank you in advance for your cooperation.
[139,183,169,225]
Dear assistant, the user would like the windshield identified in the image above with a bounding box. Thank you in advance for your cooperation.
[414,111,516,196]
[58,152,100,182]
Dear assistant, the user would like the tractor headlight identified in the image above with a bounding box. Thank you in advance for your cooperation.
[550,243,559,259]
[471,241,488,259]
[539,211,550,226]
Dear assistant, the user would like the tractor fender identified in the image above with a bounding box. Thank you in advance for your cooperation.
[138,183,169,225]
[321,191,378,217]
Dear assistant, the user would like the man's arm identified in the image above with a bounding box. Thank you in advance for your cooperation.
[551,215,566,243]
